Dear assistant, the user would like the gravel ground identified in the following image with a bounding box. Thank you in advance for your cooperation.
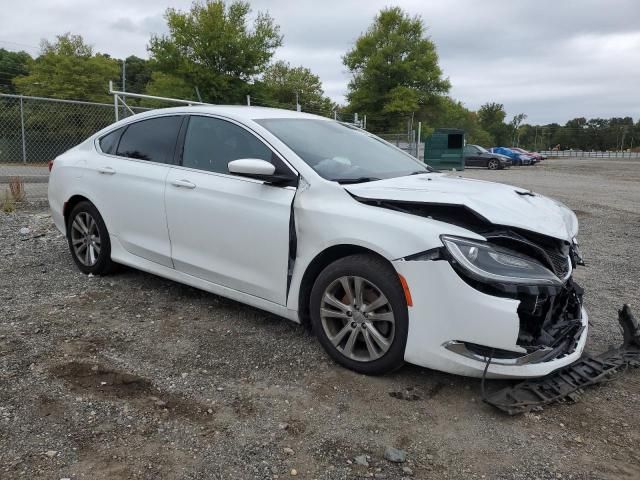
[1,158,639,479]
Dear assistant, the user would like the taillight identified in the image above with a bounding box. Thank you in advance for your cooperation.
[48,159,54,172]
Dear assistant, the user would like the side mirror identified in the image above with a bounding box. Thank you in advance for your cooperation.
[227,159,297,186]
[228,158,275,177]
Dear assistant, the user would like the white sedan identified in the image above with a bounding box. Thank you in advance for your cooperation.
[48,106,587,378]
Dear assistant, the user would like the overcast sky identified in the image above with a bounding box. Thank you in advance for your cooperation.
[1,0,638,124]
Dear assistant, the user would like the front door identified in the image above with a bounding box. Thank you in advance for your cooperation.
[164,115,296,305]
[463,146,480,167]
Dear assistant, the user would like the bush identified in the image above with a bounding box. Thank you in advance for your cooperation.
[1,189,16,212]
[9,176,25,202]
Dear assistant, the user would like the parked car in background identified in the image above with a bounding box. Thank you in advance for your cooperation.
[489,147,533,166]
[510,147,546,162]
[463,144,512,170]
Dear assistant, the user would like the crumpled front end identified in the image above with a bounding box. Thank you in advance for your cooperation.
[396,257,588,378]
[393,221,588,378]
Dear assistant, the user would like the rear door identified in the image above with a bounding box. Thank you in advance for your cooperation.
[91,115,183,267]
[164,115,296,305]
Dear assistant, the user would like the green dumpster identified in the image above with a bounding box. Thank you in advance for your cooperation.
[424,128,465,170]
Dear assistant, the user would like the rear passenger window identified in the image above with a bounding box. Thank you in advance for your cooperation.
[99,127,124,154]
[116,116,183,164]
[182,116,272,174]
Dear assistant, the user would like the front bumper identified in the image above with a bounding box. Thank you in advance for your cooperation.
[394,260,588,379]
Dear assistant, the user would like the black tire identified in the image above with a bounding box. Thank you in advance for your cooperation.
[487,159,499,170]
[66,201,114,275]
[310,254,409,375]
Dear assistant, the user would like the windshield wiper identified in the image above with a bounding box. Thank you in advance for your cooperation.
[334,177,381,184]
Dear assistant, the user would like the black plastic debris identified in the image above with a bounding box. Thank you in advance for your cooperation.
[483,304,640,415]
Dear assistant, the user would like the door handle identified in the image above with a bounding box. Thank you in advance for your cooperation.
[171,179,196,189]
[97,166,116,175]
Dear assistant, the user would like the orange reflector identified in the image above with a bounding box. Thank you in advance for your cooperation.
[398,273,413,307]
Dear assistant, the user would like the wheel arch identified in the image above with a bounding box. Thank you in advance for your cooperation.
[63,194,94,227]
[296,244,393,328]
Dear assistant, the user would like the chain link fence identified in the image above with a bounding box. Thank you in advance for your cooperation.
[0,93,151,200]
[1,94,436,204]
[374,132,422,159]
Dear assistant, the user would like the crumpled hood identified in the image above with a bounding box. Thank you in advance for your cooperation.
[345,173,578,241]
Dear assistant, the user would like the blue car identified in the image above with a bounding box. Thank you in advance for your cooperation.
[489,147,533,166]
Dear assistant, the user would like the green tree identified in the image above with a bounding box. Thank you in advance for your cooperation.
[509,113,527,146]
[260,60,335,115]
[122,55,153,95]
[143,71,197,106]
[0,49,31,93]
[343,7,450,130]
[424,97,492,145]
[147,0,282,103]
[13,33,119,102]
[478,102,509,145]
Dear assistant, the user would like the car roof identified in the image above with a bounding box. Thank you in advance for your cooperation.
[129,105,331,123]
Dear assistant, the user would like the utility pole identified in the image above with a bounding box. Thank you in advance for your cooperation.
[417,121,422,160]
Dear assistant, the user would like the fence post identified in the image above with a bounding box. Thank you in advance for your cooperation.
[19,96,26,164]
[110,81,119,122]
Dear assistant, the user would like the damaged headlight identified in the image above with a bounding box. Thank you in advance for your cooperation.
[441,235,563,286]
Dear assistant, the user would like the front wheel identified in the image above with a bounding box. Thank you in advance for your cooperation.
[310,254,409,375]
[487,159,499,170]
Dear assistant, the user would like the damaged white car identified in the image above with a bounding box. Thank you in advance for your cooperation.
[48,107,587,379]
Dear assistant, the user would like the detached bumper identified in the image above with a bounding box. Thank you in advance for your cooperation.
[393,260,588,379]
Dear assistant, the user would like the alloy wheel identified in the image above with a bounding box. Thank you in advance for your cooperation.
[320,275,395,362]
[488,159,499,170]
[70,211,101,266]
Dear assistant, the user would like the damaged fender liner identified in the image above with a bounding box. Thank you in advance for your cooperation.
[483,304,640,415]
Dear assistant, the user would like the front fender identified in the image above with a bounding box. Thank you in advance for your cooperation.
[286,182,484,312]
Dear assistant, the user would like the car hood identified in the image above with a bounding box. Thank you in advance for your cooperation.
[344,173,578,241]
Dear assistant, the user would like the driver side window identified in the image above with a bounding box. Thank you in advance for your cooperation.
[182,116,273,174]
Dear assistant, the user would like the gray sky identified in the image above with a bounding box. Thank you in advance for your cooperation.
[1,0,638,124]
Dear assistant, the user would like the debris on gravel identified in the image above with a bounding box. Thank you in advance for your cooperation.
[384,447,407,463]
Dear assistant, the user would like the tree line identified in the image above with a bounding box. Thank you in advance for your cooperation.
[1,0,638,151]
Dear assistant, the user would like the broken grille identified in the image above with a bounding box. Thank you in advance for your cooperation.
[544,248,571,280]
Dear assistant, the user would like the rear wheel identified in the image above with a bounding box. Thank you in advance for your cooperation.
[66,201,114,275]
[310,254,409,375]
[487,159,499,170]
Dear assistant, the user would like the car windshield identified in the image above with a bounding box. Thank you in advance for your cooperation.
[475,145,489,153]
[255,118,430,183]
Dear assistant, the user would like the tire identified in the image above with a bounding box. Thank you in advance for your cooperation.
[66,201,114,275]
[310,254,409,375]
[487,159,499,170]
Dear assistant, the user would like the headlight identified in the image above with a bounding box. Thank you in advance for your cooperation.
[441,235,562,286]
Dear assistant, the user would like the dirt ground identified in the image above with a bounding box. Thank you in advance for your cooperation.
[1,158,639,479]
